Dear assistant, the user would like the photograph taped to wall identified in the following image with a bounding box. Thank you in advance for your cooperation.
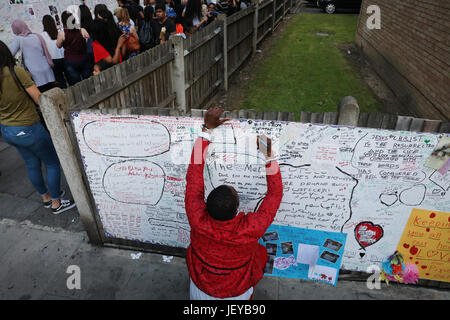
[281,241,294,254]
[425,135,450,171]
[323,239,343,252]
[266,243,278,256]
[264,255,274,274]
[262,231,279,242]
[320,251,340,263]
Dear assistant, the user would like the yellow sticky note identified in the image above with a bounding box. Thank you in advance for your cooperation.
[396,208,450,283]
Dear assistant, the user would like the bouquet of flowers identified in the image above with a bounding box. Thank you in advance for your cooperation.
[380,251,419,285]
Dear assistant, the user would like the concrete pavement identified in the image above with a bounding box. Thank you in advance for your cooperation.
[1,137,450,300]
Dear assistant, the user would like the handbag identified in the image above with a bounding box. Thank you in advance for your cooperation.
[16,37,26,69]
[126,33,140,53]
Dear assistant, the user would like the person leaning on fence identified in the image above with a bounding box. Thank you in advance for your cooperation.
[116,7,140,58]
[90,19,127,75]
[0,41,76,215]
[138,6,157,51]
[184,107,283,300]
[154,4,177,45]
[206,3,218,25]
[183,0,208,30]
[95,6,124,51]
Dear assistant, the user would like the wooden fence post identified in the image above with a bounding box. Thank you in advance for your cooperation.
[253,2,259,56]
[218,14,228,91]
[337,96,360,126]
[171,36,187,113]
[39,88,103,245]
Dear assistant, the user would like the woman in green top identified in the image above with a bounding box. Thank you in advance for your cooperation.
[0,40,75,214]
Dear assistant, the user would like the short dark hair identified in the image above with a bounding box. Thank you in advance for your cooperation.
[155,4,166,11]
[206,185,239,221]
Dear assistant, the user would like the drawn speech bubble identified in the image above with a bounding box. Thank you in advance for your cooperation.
[82,120,170,158]
[103,160,165,206]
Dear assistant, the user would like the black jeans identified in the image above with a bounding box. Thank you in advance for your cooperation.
[52,58,68,89]
[65,57,92,86]
[37,82,57,93]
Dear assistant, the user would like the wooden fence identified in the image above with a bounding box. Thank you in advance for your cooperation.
[189,107,449,134]
[65,41,176,112]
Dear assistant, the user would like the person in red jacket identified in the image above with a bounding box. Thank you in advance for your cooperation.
[185,107,283,300]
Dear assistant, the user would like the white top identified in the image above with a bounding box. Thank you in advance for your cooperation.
[8,34,55,87]
[41,31,65,60]
[182,8,201,26]
[190,279,253,300]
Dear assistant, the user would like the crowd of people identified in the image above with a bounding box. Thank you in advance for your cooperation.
[5,0,253,91]
[0,0,254,216]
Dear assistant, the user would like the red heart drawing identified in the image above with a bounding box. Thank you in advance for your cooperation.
[403,243,410,249]
[430,212,436,219]
[354,221,384,249]
[410,246,419,255]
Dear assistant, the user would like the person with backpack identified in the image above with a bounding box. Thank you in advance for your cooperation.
[0,40,76,215]
[138,6,156,51]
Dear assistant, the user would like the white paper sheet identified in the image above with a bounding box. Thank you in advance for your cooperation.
[296,243,320,277]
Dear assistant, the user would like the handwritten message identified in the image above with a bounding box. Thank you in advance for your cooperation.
[396,208,450,282]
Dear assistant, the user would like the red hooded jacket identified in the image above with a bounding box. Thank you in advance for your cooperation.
[185,137,283,298]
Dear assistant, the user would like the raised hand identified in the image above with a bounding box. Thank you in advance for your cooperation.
[203,107,230,130]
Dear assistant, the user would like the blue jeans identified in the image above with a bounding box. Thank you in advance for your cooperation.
[1,122,61,200]
[65,58,92,86]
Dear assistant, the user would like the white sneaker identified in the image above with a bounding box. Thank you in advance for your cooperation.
[43,190,66,208]
[52,199,76,215]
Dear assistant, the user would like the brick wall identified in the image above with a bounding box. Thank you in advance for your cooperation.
[355,0,450,121]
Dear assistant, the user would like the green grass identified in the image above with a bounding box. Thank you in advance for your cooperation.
[238,13,382,116]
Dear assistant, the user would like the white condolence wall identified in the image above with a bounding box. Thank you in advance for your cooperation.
[0,0,118,46]
[71,113,450,273]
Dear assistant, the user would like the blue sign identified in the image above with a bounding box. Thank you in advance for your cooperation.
[259,224,347,286]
